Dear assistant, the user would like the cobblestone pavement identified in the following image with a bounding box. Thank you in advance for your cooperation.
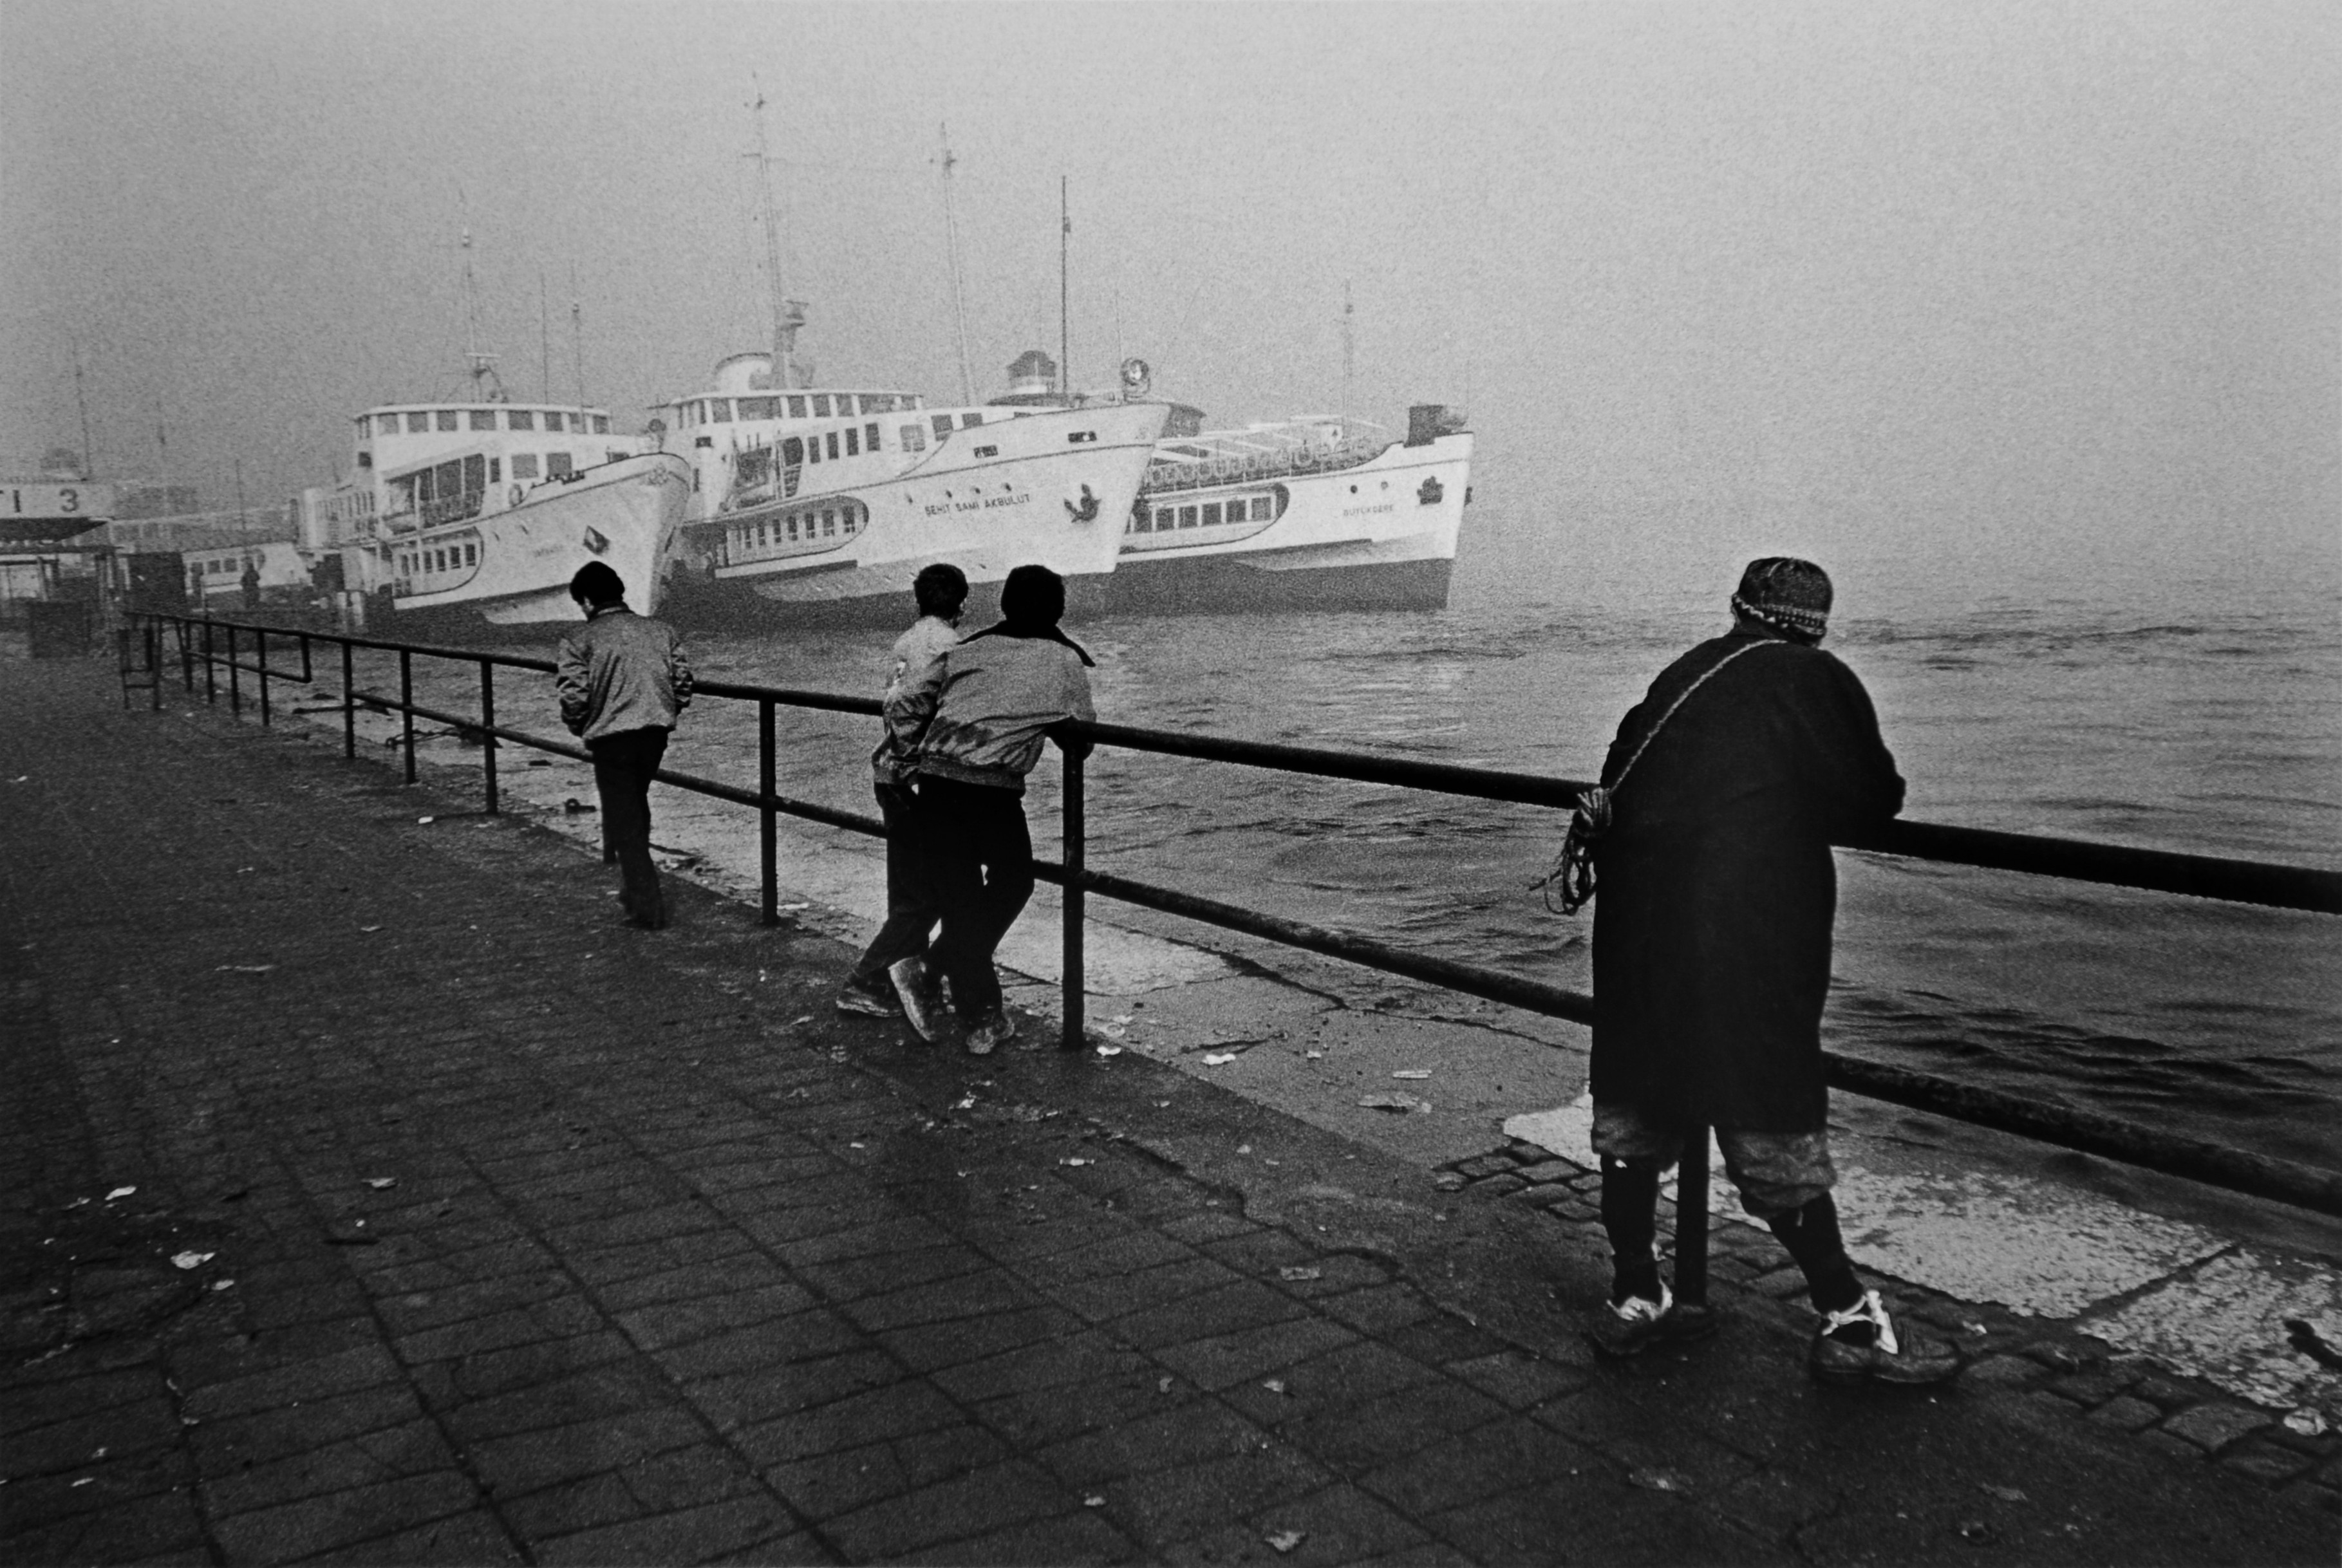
[2,655,2333,1565]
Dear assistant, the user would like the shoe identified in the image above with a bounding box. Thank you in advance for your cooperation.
[1584,1283,1720,1358]
[1808,1289,1959,1385]
[964,1009,1018,1056]
[887,957,941,1043]
[834,975,898,1019]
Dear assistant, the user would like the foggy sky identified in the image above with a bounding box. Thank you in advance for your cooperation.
[3,1,2333,608]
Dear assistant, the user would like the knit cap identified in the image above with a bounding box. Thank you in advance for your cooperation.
[1730,557,1831,642]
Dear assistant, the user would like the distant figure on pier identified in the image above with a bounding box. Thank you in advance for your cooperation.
[835,563,968,1038]
[1582,557,1955,1384]
[239,561,262,610]
[556,563,694,931]
[890,565,1096,1055]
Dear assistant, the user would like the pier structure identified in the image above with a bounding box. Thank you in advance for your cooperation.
[1,629,2336,1563]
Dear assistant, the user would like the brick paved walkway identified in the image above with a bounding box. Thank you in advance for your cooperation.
[2,656,2331,1564]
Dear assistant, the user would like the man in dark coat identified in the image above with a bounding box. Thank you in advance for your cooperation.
[1585,557,1956,1385]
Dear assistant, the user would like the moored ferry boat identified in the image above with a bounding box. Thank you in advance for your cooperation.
[652,344,1166,632]
[301,397,689,640]
[1112,404,1473,615]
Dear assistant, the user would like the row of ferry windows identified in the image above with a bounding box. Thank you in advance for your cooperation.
[689,392,917,424]
[366,410,611,437]
[403,543,478,575]
[736,507,859,548]
[1136,496,1275,532]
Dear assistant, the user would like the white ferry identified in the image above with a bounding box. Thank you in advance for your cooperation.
[652,341,1166,631]
[1112,404,1474,615]
[301,397,689,640]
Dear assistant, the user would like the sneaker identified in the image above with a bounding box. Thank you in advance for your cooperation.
[964,1009,1018,1056]
[834,975,898,1019]
[1808,1289,1959,1386]
[1584,1283,1719,1358]
[887,957,941,1043]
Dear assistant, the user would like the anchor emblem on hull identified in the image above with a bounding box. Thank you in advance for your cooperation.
[1064,485,1100,523]
[1417,476,1444,506]
[583,527,610,555]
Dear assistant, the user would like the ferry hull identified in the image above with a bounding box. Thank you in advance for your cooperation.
[662,403,1163,634]
[373,454,691,642]
[1110,432,1470,617]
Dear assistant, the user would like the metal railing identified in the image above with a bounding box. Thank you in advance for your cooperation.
[131,612,2342,1273]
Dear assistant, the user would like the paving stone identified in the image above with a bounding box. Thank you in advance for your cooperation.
[2162,1403,2274,1453]
[1958,1354,2043,1390]
[1445,1349,1591,1410]
[2048,1367,2136,1406]
[533,1493,799,1565]
[1151,1316,1360,1393]
[819,1457,1073,1559]
[201,1417,462,1519]
[209,1470,483,1562]
[2086,1395,2163,1433]
[2215,1441,2310,1484]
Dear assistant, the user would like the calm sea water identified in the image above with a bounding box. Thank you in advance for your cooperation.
[422,559,2342,1172]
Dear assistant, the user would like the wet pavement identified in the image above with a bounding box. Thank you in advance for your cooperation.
[2,651,2335,1564]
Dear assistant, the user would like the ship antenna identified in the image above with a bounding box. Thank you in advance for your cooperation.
[747,84,801,391]
[539,267,552,402]
[1060,174,1071,401]
[1340,279,1354,432]
[570,262,588,413]
[455,217,504,402]
[939,124,975,405]
[72,338,97,479]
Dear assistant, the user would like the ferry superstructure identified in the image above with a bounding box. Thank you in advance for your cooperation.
[652,350,1166,631]
[301,398,689,638]
[1110,404,1473,614]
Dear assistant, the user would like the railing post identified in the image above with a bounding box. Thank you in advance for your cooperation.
[202,619,216,704]
[1675,1126,1711,1309]
[341,640,356,760]
[256,628,270,727]
[1062,745,1085,1051]
[400,648,416,785]
[227,623,241,718]
[178,619,193,692]
[479,659,498,815]
[759,698,778,926]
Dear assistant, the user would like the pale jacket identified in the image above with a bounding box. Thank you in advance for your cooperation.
[890,631,1095,794]
[870,615,964,785]
[556,606,693,742]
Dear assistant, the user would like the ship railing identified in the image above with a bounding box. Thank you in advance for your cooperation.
[1143,436,1394,495]
[131,610,2342,1311]
[420,490,486,530]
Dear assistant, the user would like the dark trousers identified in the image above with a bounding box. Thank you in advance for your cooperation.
[849,780,942,984]
[919,774,1034,1023]
[589,727,669,926]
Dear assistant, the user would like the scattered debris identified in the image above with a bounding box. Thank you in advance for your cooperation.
[1627,1467,1689,1494]
[214,964,276,975]
[1279,1267,1322,1283]
[212,1280,234,1292]
[1979,1483,2027,1503]
[1083,1495,1106,1508]
[1358,1094,1432,1114]
[1236,1145,1252,1156]
[169,1251,214,1271]
[1957,1521,1996,1544]
[1157,1376,1175,1394]
[1391,1069,1432,1080]
[563,798,595,814]
[105,1187,136,1202]
[364,1177,397,1190]
[2283,1406,2328,1437]
[1094,1043,1123,1058]
[778,901,810,911]
[952,1096,977,1111]
[415,816,435,825]
[1062,1157,1093,1168]
[359,925,382,934]
[1304,1050,1325,1060]
[1262,1379,1288,1395]
[1265,1531,1306,1554]
[1201,1052,1239,1066]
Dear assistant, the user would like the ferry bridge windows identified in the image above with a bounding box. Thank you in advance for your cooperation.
[959,413,983,429]
[1153,507,1174,531]
[782,437,804,468]
[469,411,496,431]
[865,422,880,451]
[1252,495,1273,520]
[844,427,859,458]
[464,454,486,494]
[810,395,832,418]
[932,414,954,440]
[805,435,821,465]
[900,424,926,453]
[507,410,535,431]
[487,457,501,483]
[592,415,610,434]
[1178,505,1199,529]
[836,396,856,416]
[739,397,775,421]
[786,396,808,418]
[511,454,539,480]
[465,543,476,566]
[1202,502,1223,527]
[357,451,373,470]
[825,432,840,460]
[407,413,429,433]
[436,411,459,432]
[547,452,574,478]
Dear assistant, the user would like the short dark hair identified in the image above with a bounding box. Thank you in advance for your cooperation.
[913,562,968,619]
[569,562,624,607]
[998,563,1065,627]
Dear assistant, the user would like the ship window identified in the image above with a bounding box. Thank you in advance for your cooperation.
[464,454,486,493]
[825,432,839,460]
[469,410,495,431]
[547,452,574,478]
[357,451,372,470]
[708,403,731,425]
[864,394,892,413]
[511,453,539,480]
[594,415,610,434]
[740,397,775,420]
[805,434,821,463]
[810,395,832,417]
[822,510,836,536]
[1178,506,1199,529]
[489,457,501,483]
[465,543,477,565]
[431,411,455,431]
[785,515,799,541]
[436,458,463,499]
[1068,431,1096,444]
[1203,503,1223,526]
[1155,508,1174,530]
[960,413,983,429]
[865,422,880,450]
[843,509,856,534]
[782,438,803,466]
[402,413,424,433]
[899,424,925,453]
[786,396,807,418]
[973,445,998,458]
[844,427,859,457]
[837,395,857,416]
[507,410,534,431]
[1253,496,1273,520]
[932,415,953,439]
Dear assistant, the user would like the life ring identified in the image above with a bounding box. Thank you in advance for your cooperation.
[509,484,524,509]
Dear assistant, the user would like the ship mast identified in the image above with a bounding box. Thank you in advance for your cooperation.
[1340,279,1354,431]
[458,229,503,400]
[747,87,805,391]
[1059,175,1071,400]
[939,125,975,405]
